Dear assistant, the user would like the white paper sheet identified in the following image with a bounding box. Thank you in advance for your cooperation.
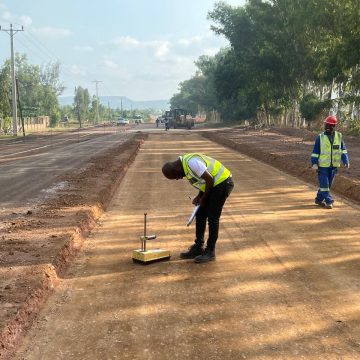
[187,204,200,226]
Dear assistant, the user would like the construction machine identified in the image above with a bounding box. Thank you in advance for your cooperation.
[164,108,194,129]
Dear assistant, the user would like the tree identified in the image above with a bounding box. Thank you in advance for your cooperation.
[73,87,90,126]
[0,54,64,128]
[0,61,12,130]
[207,0,359,126]
[169,0,359,127]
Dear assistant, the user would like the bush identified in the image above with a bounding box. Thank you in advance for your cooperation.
[50,109,61,127]
[300,94,332,122]
[348,119,360,136]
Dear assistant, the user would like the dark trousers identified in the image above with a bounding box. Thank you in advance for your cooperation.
[195,177,234,250]
[315,167,337,204]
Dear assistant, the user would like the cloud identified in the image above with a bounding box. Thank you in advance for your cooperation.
[108,33,226,63]
[203,47,219,56]
[70,65,87,76]
[1,10,11,20]
[0,10,32,27]
[107,36,172,61]
[73,45,94,52]
[178,35,203,47]
[110,36,140,47]
[99,32,229,97]
[19,15,32,26]
[104,58,118,69]
[32,26,71,38]
[150,41,171,60]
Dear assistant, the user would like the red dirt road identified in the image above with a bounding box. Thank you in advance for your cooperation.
[13,132,360,359]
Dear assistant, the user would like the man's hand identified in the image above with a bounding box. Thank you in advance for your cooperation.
[312,164,318,170]
[199,196,207,208]
[192,195,201,205]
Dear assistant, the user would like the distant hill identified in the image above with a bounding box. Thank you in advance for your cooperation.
[58,96,169,111]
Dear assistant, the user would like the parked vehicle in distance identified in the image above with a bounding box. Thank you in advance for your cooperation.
[134,115,143,124]
[117,117,129,125]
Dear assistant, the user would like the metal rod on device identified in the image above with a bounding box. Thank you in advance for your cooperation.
[143,213,147,252]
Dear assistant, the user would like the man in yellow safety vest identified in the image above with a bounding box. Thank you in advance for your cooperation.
[311,115,349,209]
[162,153,234,263]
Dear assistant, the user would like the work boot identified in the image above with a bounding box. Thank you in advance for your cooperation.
[180,244,203,259]
[315,199,325,206]
[194,247,215,263]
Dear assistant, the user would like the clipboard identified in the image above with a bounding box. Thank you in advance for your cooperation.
[187,204,200,226]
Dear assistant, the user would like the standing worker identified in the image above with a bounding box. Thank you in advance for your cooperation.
[164,117,170,131]
[311,115,349,209]
[162,153,234,263]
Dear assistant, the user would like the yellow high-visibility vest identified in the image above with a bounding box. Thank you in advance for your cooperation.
[181,153,231,191]
[318,131,342,168]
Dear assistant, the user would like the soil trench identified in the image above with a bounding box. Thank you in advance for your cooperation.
[13,132,360,360]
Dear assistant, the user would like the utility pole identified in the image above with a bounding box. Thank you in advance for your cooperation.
[15,78,25,137]
[108,101,111,121]
[92,80,102,124]
[0,24,24,136]
[75,87,82,128]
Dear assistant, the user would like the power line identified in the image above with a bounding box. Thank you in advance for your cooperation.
[1,26,108,117]
[22,32,79,79]
[15,35,50,64]
[21,32,103,97]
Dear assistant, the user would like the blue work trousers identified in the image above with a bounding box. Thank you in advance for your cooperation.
[315,167,338,205]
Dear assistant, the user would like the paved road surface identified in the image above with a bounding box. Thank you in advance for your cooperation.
[0,123,189,207]
[14,132,360,359]
[0,127,130,207]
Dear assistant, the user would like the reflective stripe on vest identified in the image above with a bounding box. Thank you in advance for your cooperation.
[318,131,342,168]
[181,153,231,191]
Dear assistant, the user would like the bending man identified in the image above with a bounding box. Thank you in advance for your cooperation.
[162,153,234,263]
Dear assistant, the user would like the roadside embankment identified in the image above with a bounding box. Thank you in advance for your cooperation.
[201,128,360,204]
[0,133,147,359]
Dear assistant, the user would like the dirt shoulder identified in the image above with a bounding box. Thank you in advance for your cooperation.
[12,132,360,360]
[201,127,360,204]
[0,133,147,359]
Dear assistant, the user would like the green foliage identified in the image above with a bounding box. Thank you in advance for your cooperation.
[300,94,332,122]
[170,0,360,126]
[170,75,210,114]
[0,62,11,119]
[60,105,73,121]
[73,86,90,126]
[348,119,360,136]
[50,108,61,127]
[0,53,64,129]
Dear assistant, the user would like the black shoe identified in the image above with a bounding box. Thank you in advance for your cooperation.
[194,248,215,263]
[180,244,203,259]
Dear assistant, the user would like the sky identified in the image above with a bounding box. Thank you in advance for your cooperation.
[0,0,245,101]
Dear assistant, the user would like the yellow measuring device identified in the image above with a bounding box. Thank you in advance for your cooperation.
[132,213,171,264]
